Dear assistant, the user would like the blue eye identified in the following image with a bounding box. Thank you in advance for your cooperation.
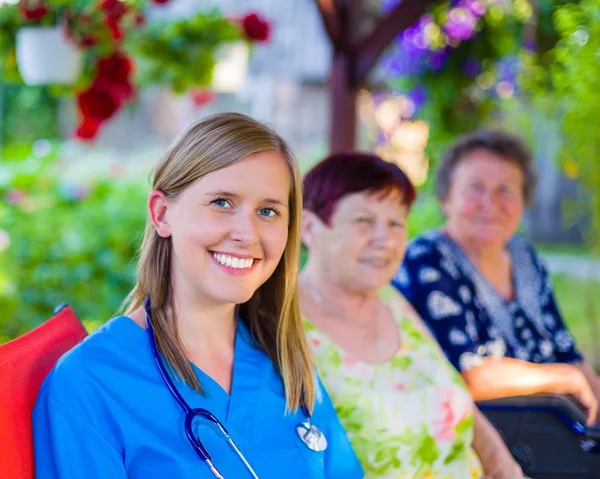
[259,207,279,218]
[212,198,231,208]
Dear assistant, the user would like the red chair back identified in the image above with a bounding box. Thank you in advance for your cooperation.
[0,305,87,479]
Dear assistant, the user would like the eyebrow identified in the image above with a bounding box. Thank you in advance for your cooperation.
[204,190,289,207]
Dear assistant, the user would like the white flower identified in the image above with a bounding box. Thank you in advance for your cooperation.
[393,266,409,286]
[520,328,532,340]
[427,291,463,320]
[544,314,557,329]
[418,267,441,284]
[449,328,469,346]
[408,244,430,259]
[459,351,484,371]
[458,285,471,303]
[486,339,507,358]
[515,347,530,360]
[466,322,479,341]
[514,316,525,328]
[440,259,460,280]
[539,340,554,358]
[555,329,574,352]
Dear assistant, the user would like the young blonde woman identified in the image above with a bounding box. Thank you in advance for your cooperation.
[32,113,363,479]
[299,152,525,479]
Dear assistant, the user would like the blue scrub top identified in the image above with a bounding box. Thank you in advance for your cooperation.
[32,316,364,479]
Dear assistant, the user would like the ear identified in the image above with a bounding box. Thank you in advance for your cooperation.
[301,209,321,249]
[148,190,172,238]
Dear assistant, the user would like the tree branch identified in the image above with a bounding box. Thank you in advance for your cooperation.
[315,0,342,50]
[354,0,437,85]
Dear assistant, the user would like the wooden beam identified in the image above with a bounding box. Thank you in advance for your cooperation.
[354,0,437,85]
[315,0,342,50]
[330,53,358,152]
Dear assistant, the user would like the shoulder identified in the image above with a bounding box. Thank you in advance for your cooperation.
[508,235,547,272]
[40,316,147,406]
[404,230,445,262]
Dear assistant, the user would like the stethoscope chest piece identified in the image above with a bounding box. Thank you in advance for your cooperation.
[296,419,328,452]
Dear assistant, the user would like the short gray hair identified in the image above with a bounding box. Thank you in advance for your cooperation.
[436,129,536,206]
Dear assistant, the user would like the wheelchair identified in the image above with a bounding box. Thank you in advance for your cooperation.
[478,395,600,478]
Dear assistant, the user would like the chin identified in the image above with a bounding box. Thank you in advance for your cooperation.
[213,288,256,306]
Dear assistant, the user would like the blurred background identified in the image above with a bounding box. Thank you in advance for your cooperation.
[1,0,599,368]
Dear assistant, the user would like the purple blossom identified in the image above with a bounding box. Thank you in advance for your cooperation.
[463,58,482,77]
[382,44,428,77]
[444,7,478,42]
[428,48,451,71]
[460,0,487,17]
[408,85,428,112]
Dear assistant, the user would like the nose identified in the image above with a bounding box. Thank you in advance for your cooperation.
[370,220,393,247]
[230,212,259,246]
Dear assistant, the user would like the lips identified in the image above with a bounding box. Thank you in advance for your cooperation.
[210,251,259,269]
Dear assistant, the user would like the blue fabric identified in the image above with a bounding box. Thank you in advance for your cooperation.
[392,230,582,372]
[33,316,363,479]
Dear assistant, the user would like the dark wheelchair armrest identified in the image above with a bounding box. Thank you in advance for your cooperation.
[478,394,600,479]
[477,394,599,439]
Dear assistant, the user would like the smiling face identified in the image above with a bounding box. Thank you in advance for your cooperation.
[442,148,525,247]
[303,189,408,293]
[150,151,291,307]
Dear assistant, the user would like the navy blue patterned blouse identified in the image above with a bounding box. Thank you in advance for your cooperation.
[392,229,582,372]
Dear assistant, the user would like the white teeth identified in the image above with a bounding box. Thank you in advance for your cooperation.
[212,253,254,269]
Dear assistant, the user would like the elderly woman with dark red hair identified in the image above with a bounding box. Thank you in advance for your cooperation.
[299,152,524,478]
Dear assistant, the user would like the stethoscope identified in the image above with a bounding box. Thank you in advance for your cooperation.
[144,300,328,478]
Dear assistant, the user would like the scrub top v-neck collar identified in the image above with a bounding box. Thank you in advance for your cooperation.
[117,315,268,442]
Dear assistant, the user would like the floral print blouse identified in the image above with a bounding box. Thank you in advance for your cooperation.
[304,285,484,479]
[393,230,582,373]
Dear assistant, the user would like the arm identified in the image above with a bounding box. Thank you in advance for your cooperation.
[33,395,127,479]
[315,374,365,479]
[472,408,523,479]
[463,358,598,425]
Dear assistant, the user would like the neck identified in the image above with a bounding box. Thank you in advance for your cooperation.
[300,258,378,314]
[444,223,506,268]
[171,278,237,352]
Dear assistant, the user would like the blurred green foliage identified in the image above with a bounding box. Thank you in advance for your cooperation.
[549,0,600,247]
[127,11,242,93]
[1,85,60,145]
[0,154,148,343]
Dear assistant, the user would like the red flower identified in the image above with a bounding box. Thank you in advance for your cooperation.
[241,12,271,42]
[191,89,215,107]
[135,12,146,26]
[75,117,102,141]
[97,51,133,85]
[100,0,128,20]
[19,1,49,21]
[77,87,121,122]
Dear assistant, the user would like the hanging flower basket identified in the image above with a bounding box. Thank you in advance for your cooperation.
[211,42,250,93]
[16,25,83,86]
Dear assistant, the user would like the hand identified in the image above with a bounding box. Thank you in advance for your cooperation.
[483,458,524,479]
[567,366,599,426]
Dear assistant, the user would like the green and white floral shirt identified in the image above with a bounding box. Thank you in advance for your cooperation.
[305,285,484,479]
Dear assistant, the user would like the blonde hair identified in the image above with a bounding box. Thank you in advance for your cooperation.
[125,113,314,411]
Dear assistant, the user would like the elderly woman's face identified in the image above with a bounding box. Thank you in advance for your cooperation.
[442,148,525,246]
[304,189,408,292]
